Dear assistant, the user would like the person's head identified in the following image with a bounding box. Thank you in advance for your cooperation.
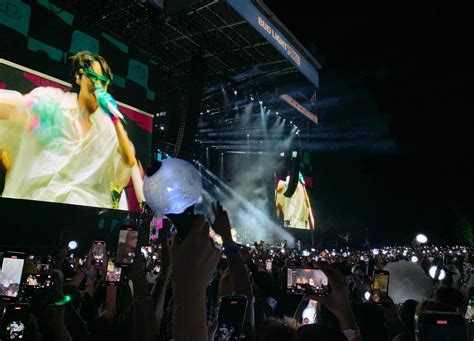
[69,51,112,113]
[399,299,418,332]
[70,51,112,93]
[433,287,464,312]
[258,317,299,341]
[355,303,388,341]
[292,324,346,341]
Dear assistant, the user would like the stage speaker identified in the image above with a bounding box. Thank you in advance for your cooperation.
[172,54,207,157]
[284,150,300,198]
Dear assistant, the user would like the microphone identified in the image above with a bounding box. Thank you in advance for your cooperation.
[94,87,124,120]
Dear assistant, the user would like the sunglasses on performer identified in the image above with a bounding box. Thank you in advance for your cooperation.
[81,68,111,87]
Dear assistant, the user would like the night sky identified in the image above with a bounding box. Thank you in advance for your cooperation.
[264,1,472,245]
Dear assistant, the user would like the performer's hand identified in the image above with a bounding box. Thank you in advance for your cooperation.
[94,87,119,121]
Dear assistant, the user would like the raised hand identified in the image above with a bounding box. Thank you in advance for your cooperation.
[312,262,358,331]
[210,201,233,245]
[171,215,221,293]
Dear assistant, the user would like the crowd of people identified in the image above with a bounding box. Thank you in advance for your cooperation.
[0,203,473,340]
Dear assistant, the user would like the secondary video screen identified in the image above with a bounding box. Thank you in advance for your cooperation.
[275,151,314,229]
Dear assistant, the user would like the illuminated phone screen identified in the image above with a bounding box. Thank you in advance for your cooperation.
[1,256,25,298]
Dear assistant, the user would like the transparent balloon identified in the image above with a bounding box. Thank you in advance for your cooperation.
[143,158,202,215]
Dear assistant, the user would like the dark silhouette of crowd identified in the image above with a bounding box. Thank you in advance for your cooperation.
[0,202,472,340]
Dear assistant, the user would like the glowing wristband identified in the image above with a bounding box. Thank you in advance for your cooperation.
[55,295,72,306]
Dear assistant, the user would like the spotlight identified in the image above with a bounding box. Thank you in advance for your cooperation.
[281,249,285,254]
[290,121,293,124]
[416,234,428,244]
[206,109,210,113]
[259,100,263,105]
[296,131,299,135]
[372,248,379,255]
[246,243,250,247]
[234,90,238,96]
[311,248,316,252]
[247,134,250,137]
[364,291,371,301]
[200,112,203,115]
[302,250,310,257]
[250,95,254,101]
[159,125,165,130]
[411,255,418,263]
[68,241,78,250]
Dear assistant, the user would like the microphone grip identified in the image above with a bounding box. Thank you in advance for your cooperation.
[107,102,124,120]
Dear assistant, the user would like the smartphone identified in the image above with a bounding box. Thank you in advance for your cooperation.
[266,259,272,272]
[25,273,53,289]
[215,295,248,341]
[294,298,319,325]
[285,267,330,296]
[0,252,25,301]
[372,269,389,302]
[116,226,139,265]
[465,292,474,323]
[416,311,468,340]
[1,303,29,340]
[92,241,106,265]
[105,261,122,284]
[152,264,160,275]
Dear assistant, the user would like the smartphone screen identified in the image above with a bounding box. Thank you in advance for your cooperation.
[465,303,474,322]
[25,273,53,289]
[0,252,25,300]
[301,299,318,325]
[372,270,389,302]
[215,295,248,341]
[92,241,105,264]
[465,294,474,322]
[417,312,468,340]
[286,268,329,296]
[266,259,272,272]
[106,261,122,284]
[116,227,138,265]
[2,303,29,340]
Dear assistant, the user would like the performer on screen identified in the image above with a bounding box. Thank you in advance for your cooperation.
[275,172,315,230]
[0,51,136,208]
